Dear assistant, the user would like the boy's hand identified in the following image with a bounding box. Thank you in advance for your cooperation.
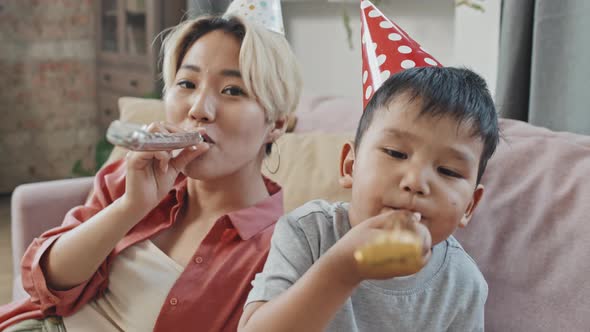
[329,210,432,284]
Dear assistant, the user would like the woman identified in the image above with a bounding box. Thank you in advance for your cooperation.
[0,8,301,332]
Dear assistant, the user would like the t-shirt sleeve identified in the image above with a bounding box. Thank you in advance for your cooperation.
[447,252,488,332]
[245,212,317,305]
[447,285,487,331]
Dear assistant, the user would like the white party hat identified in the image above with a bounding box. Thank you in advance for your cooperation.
[225,0,285,35]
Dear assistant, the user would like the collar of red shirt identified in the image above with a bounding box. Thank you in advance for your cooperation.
[172,175,284,240]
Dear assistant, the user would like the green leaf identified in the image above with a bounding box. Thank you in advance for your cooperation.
[94,136,114,172]
[71,159,94,177]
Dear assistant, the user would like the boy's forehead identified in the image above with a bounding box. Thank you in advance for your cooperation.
[372,96,474,137]
[370,101,483,151]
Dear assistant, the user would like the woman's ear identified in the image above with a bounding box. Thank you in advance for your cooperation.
[459,184,485,228]
[266,115,287,143]
[339,141,355,189]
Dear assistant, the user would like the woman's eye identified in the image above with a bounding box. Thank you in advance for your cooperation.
[384,149,407,160]
[222,86,246,96]
[177,80,195,89]
[438,167,463,178]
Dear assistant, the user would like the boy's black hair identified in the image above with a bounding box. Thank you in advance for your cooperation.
[354,67,499,184]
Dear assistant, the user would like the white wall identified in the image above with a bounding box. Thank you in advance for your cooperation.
[185,0,501,103]
[283,0,456,107]
[452,0,501,98]
[282,0,501,105]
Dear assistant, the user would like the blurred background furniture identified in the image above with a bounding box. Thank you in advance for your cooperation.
[96,0,185,133]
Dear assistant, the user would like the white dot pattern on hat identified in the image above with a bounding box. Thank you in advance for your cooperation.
[388,33,402,41]
[380,21,394,29]
[363,70,368,84]
[381,70,391,81]
[401,59,416,69]
[377,54,387,66]
[398,45,412,54]
[369,10,380,18]
[365,85,373,100]
[424,57,438,66]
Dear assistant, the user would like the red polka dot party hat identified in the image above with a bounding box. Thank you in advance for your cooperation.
[225,0,285,35]
[361,0,442,109]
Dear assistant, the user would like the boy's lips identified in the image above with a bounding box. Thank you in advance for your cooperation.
[387,206,426,221]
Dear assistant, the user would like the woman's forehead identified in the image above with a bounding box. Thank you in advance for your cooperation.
[181,30,241,69]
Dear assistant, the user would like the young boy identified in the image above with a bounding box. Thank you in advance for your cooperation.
[238,67,499,332]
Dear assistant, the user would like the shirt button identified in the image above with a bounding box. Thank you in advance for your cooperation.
[169,297,178,306]
[194,256,203,264]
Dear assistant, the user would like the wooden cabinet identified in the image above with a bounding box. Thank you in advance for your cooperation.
[96,0,185,130]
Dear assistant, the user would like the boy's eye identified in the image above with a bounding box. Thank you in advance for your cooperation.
[438,167,463,178]
[177,80,195,89]
[222,86,246,97]
[384,148,407,160]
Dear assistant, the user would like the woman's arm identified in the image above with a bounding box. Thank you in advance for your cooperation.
[20,159,132,315]
[40,123,208,290]
[40,196,146,290]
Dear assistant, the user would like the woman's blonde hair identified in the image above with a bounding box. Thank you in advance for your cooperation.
[160,14,302,123]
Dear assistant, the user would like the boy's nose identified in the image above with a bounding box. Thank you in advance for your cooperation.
[399,168,430,196]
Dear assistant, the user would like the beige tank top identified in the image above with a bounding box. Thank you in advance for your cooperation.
[63,240,183,331]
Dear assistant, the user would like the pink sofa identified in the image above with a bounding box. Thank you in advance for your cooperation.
[10,95,590,331]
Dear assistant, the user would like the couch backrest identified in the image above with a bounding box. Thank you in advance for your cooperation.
[454,119,590,331]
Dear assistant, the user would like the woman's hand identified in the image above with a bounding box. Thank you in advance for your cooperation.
[122,121,210,213]
[327,210,432,285]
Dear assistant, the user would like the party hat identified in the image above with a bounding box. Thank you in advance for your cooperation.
[361,0,442,108]
[225,0,285,35]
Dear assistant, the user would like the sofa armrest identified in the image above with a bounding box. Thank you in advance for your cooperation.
[10,177,94,301]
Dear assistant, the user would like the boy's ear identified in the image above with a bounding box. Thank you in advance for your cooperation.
[459,184,484,228]
[266,115,287,143]
[339,141,355,189]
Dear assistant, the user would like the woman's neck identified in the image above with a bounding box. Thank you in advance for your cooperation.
[184,166,270,221]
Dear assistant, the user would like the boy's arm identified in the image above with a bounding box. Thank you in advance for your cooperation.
[239,210,429,332]
[239,249,359,332]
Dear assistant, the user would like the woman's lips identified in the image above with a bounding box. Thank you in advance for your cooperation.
[201,133,215,144]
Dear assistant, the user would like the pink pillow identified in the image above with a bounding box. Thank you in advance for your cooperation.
[294,95,361,133]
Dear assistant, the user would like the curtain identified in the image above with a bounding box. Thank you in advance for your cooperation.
[496,0,590,135]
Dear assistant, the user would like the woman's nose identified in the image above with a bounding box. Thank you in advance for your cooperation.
[188,92,217,123]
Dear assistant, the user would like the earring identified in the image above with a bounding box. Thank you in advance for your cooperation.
[264,141,281,174]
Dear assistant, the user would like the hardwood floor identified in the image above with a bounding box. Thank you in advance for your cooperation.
[0,194,13,305]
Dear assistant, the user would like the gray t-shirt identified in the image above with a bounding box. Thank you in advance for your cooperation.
[247,200,487,332]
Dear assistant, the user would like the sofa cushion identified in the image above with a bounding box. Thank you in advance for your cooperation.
[293,95,361,133]
[454,119,590,331]
[261,132,352,212]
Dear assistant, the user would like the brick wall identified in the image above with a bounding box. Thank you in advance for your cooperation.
[0,0,98,193]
